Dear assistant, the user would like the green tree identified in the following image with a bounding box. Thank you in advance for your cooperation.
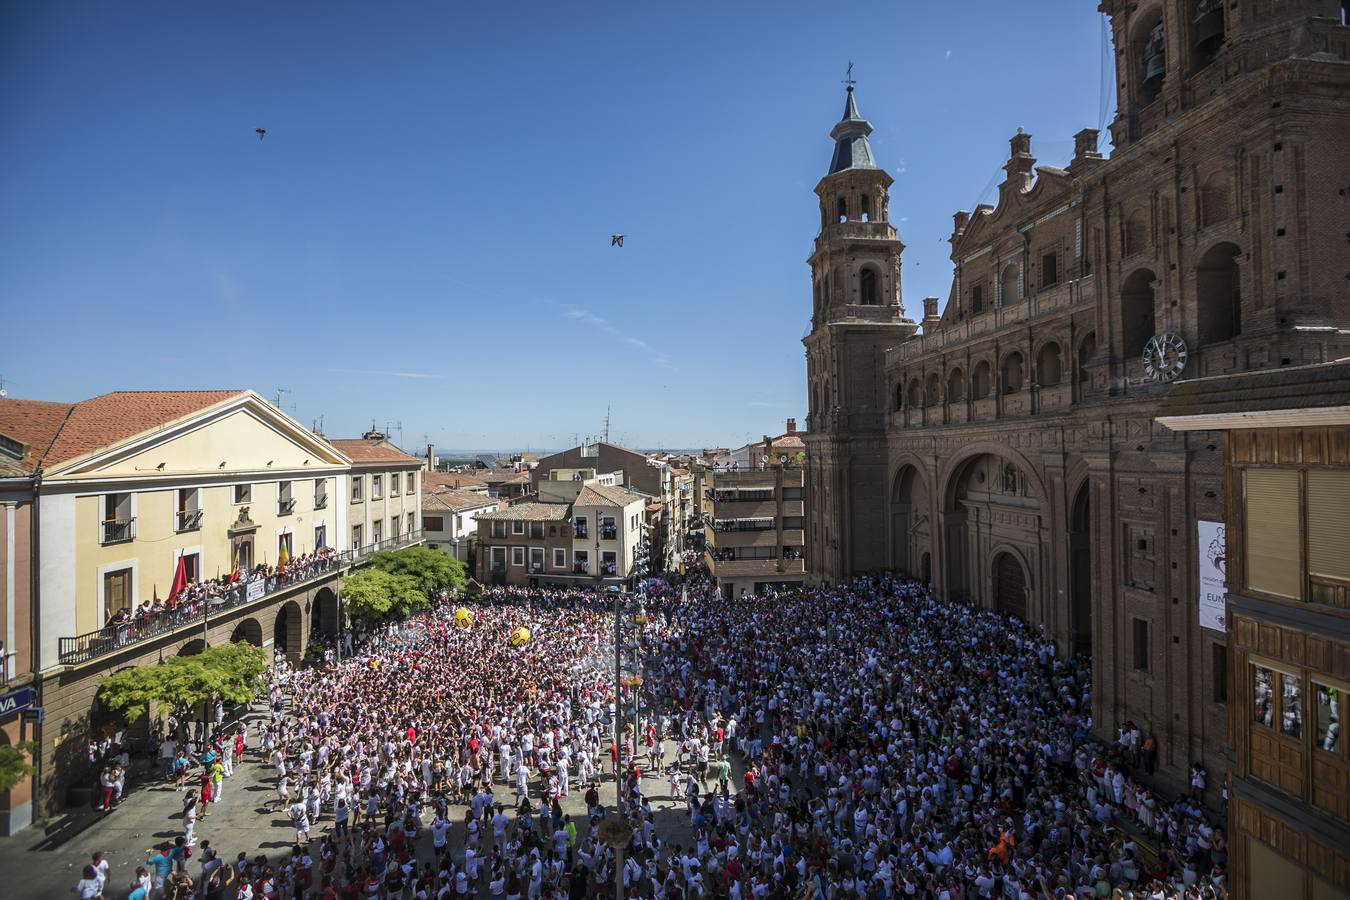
[98,642,268,723]
[0,742,35,793]
[369,546,467,596]
[341,567,426,620]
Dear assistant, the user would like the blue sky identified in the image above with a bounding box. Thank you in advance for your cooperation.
[0,2,1112,451]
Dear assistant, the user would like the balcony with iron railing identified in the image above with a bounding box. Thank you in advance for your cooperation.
[100,518,136,545]
[351,528,424,560]
[573,562,590,574]
[600,526,618,541]
[175,510,203,533]
[600,562,618,576]
[574,525,589,539]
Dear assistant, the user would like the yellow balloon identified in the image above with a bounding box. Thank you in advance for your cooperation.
[454,607,474,627]
[509,626,531,648]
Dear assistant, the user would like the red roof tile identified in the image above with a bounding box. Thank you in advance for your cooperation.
[0,398,75,473]
[42,390,244,468]
[329,438,422,465]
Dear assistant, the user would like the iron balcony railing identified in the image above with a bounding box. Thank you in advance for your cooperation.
[600,527,618,540]
[574,526,589,538]
[100,518,136,544]
[351,529,424,560]
[175,510,203,532]
[58,551,353,666]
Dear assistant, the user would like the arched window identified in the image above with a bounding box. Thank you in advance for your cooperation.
[1199,173,1230,227]
[1078,332,1098,385]
[906,379,921,409]
[1197,242,1241,344]
[1137,14,1166,104]
[1124,209,1148,256]
[1122,269,1157,358]
[925,373,941,407]
[894,382,904,411]
[1036,342,1063,386]
[1002,352,1025,393]
[860,194,871,223]
[837,197,848,223]
[999,264,1022,306]
[859,267,879,305]
[1191,0,1224,71]
[972,361,993,400]
[947,367,965,402]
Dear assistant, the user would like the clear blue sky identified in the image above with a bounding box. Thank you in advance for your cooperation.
[0,1,1112,452]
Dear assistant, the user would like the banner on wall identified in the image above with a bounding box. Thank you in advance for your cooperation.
[246,579,265,602]
[1197,520,1227,632]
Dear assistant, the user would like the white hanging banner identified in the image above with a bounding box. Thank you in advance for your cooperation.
[1197,520,1227,632]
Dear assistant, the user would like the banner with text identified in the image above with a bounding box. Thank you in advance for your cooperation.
[246,579,265,602]
[1198,520,1227,632]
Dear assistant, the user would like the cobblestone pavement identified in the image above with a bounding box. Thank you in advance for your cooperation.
[0,703,739,898]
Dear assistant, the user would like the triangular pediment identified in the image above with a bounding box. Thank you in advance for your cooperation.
[45,392,349,480]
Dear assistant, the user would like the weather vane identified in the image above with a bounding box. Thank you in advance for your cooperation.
[843,61,856,88]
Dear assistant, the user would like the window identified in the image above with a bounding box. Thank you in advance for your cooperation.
[1244,468,1301,599]
[233,538,253,573]
[1253,664,1275,728]
[351,476,364,502]
[553,548,566,569]
[314,478,328,509]
[782,516,804,529]
[103,568,132,617]
[511,546,525,567]
[407,515,415,534]
[314,525,327,550]
[407,474,415,495]
[179,552,200,584]
[352,524,363,549]
[1281,673,1303,738]
[859,267,878,305]
[176,488,202,532]
[1308,470,1350,581]
[859,193,871,221]
[782,486,804,501]
[373,519,383,543]
[836,197,847,223]
[390,473,400,494]
[529,521,545,539]
[1002,352,1024,393]
[372,475,383,500]
[512,520,525,535]
[601,550,618,575]
[102,493,134,544]
[490,520,507,538]
[1316,683,1342,754]
[424,516,445,532]
[391,514,401,536]
[278,480,295,515]
[490,547,507,570]
[1132,618,1150,671]
[972,362,992,400]
[999,263,1021,306]
[234,483,252,504]
[1197,242,1241,344]
[972,284,984,314]
[1036,342,1063,387]
[574,516,588,538]
[529,547,544,571]
[574,550,590,573]
[1213,643,1228,704]
[278,532,293,561]
[1041,252,1059,288]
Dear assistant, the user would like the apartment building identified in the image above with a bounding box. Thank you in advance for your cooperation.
[1159,360,1350,898]
[570,483,648,583]
[331,432,424,557]
[421,486,498,566]
[475,502,573,587]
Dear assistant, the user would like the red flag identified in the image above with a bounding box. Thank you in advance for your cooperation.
[169,554,188,604]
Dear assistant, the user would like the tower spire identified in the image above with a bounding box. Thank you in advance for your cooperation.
[827,74,877,175]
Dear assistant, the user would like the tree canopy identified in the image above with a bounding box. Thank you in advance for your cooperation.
[368,546,467,596]
[341,567,427,620]
[0,742,35,793]
[98,642,268,722]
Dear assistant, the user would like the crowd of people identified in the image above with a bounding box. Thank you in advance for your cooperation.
[99,550,342,647]
[84,564,1230,899]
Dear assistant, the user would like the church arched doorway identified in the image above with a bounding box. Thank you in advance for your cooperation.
[992,552,1028,621]
[891,466,928,577]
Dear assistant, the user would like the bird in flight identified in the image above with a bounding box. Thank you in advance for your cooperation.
[255,128,267,141]
[611,234,624,247]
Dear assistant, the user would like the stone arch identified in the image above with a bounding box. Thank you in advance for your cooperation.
[1069,478,1094,658]
[906,378,922,409]
[999,263,1022,306]
[939,442,1048,506]
[1121,267,1158,358]
[1077,331,1098,385]
[1036,341,1064,386]
[313,587,340,639]
[946,366,965,403]
[273,600,303,661]
[231,618,263,647]
[859,265,880,305]
[177,638,205,657]
[1189,0,1225,72]
[1196,241,1241,345]
[893,381,904,412]
[971,360,993,400]
[991,548,1031,621]
[924,372,941,406]
[1001,351,1025,393]
[891,463,931,577]
[1132,6,1166,104]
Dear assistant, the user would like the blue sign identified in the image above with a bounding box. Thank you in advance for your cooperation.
[0,686,37,719]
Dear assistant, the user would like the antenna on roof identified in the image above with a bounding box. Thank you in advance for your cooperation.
[386,421,404,448]
[311,415,325,436]
[603,406,611,443]
[274,387,292,409]
[0,376,8,398]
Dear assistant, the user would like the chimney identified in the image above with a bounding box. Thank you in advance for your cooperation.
[1070,128,1103,171]
[1003,127,1035,191]
[786,418,797,435]
[425,443,435,472]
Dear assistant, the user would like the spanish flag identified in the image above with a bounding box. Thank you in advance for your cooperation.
[228,545,241,584]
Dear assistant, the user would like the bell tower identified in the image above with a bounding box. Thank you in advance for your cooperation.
[803,83,917,583]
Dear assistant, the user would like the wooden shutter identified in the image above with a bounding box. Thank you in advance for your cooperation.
[1308,470,1350,581]
[1244,468,1301,599]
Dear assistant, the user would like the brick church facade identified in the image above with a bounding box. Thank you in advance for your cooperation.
[803,0,1350,795]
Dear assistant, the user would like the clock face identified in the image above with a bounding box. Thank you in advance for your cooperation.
[1142,332,1188,383]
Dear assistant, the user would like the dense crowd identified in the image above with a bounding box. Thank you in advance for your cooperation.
[86,566,1229,899]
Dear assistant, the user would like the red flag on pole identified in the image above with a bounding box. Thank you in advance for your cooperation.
[169,554,188,605]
